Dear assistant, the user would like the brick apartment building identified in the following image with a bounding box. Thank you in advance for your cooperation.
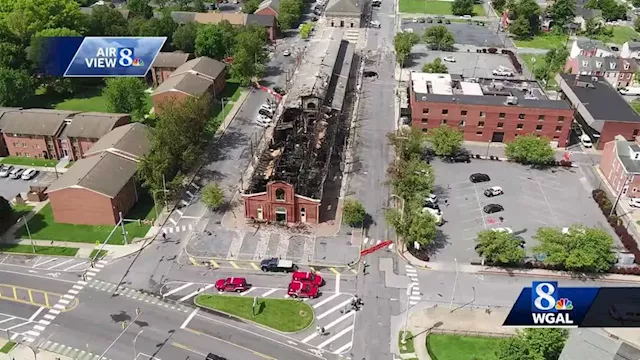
[409,73,575,146]
[46,123,150,225]
[0,107,21,156]
[599,134,640,198]
[150,52,192,87]
[0,109,130,161]
[556,73,640,149]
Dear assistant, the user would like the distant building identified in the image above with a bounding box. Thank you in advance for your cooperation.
[58,112,131,160]
[0,107,21,156]
[573,7,603,31]
[564,55,637,88]
[600,134,640,198]
[151,52,192,87]
[80,6,130,18]
[621,41,640,59]
[156,11,278,41]
[569,38,615,58]
[409,73,574,147]
[324,0,364,28]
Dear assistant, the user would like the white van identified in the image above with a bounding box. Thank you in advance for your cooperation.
[619,87,640,96]
[581,134,593,148]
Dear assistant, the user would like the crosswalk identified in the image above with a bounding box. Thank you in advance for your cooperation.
[87,279,192,313]
[162,223,193,234]
[405,265,421,306]
[39,341,112,360]
[362,238,394,250]
[30,256,90,272]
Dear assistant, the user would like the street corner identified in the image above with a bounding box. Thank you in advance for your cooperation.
[0,254,92,273]
[0,284,79,311]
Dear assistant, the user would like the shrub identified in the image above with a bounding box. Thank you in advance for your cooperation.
[477,49,482,53]
[488,47,498,54]
[501,49,508,54]
[482,48,487,53]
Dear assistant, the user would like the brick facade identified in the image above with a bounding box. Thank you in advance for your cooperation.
[151,67,177,86]
[597,121,640,150]
[3,134,62,160]
[242,181,320,224]
[599,139,640,198]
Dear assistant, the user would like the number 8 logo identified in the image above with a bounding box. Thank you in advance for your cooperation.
[534,283,556,311]
[119,48,133,67]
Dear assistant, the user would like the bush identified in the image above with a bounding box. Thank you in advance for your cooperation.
[482,48,487,53]
[611,267,640,275]
[488,47,498,54]
[591,190,640,264]
[477,49,482,53]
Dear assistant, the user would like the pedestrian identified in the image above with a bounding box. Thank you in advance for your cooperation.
[499,216,504,223]
[321,327,326,335]
[162,232,167,240]
[444,199,448,207]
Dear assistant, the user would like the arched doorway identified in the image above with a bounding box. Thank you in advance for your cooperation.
[300,208,306,223]
[275,207,287,223]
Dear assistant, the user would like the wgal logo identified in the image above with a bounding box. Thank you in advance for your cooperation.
[531,282,575,325]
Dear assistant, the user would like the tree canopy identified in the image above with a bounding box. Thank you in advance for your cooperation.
[451,0,475,16]
[394,31,420,65]
[0,0,85,40]
[422,25,455,51]
[172,22,199,53]
[243,0,263,13]
[425,125,463,156]
[230,25,267,85]
[387,127,427,161]
[202,183,225,209]
[504,134,555,165]
[497,328,569,360]
[278,0,304,30]
[195,21,237,60]
[386,206,438,248]
[86,5,129,36]
[127,0,154,19]
[102,77,148,121]
[549,0,576,29]
[533,47,569,84]
[506,0,541,38]
[0,68,35,106]
[421,57,448,73]
[475,230,526,265]
[586,0,627,21]
[342,199,367,227]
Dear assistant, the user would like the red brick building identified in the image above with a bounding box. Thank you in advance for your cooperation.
[151,56,227,114]
[243,181,320,223]
[409,73,574,146]
[0,107,21,156]
[599,134,640,198]
[150,52,192,87]
[46,123,150,225]
[59,112,131,160]
[255,0,279,17]
[556,73,640,150]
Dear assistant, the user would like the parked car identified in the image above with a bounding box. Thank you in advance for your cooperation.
[404,28,414,33]
[418,18,426,23]
[287,281,319,298]
[492,68,513,77]
[283,49,291,56]
[206,353,227,360]
[443,56,456,62]
[444,19,451,24]
[426,193,437,204]
[255,116,270,128]
[581,134,593,148]
[630,198,640,208]
[412,17,418,22]
[491,227,513,233]
[21,168,38,180]
[619,87,640,96]
[469,173,490,183]
[483,204,504,214]
[426,17,433,23]
[9,168,24,179]
[0,165,14,177]
[215,277,250,292]
[260,258,297,272]
[259,107,274,118]
[372,0,381,6]
[483,186,503,197]
[292,271,324,286]
[422,207,443,225]
[444,153,470,163]
[370,20,381,28]
[435,16,444,23]
[273,87,286,95]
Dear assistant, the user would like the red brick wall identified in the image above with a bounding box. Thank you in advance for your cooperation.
[243,181,321,224]
[564,58,578,73]
[3,134,60,159]
[599,139,640,197]
[0,135,7,156]
[255,7,277,17]
[410,98,574,147]
[213,71,227,98]
[597,121,640,150]
[152,92,192,115]
[152,67,177,86]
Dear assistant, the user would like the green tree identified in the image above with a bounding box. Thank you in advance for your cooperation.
[497,328,569,360]
[509,15,532,39]
[0,196,13,233]
[422,25,455,51]
[492,0,507,12]
[633,0,640,7]
[0,42,26,69]
[202,183,225,209]
[127,0,154,18]
[584,17,609,37]
[342,199,367,227]
[421,57,448,73]
[299,21,314,39]
[28,27,82,95]
[230,25,267,85]
[2,0,85,40]
[424,125,464,156]
[451,0,474,15]
[86,5,129,36]
[475,230,526,265]
[0,68,35,106]
[278,0,303,30]
[195,21,237,60]
[386,207,438,247]
[532,226,616,272]
[635,17,640,32]
[394,31,419,65]
[534,47,569,84]
[137,15,178,45]
[172,22,198,53]
[549,0,576,29]
[102,77,148,120]
[243,0,263,13]
[504,134,555,165]
[389,157,435,204]
[387,127,426,161]
[586,0,626,21]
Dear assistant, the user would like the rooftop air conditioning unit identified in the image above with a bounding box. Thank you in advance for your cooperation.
[421,96,427,101]
[506,96,518,105]
[591,76,598,82]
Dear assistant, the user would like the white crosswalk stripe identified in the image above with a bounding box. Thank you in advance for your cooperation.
[406,265,421,305]
[40,341,111,360]
[163,224,194,234]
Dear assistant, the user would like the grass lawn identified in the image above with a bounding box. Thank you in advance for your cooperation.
[400,0,485,16]
[521,54,558,88]
[0,244,79,256]
[32,86,153,116]
[398,331,418,359]
[195,294,314,333]
[0,341,16,354]
[0,156,58,167]
[514,34,569,50]
[15,194,156,245]
[65,161,75,168]
[90,249,107,260]
[602,26,640,45]
[427,334,502,360]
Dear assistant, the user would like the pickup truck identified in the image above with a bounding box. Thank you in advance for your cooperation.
[260,258,297,272]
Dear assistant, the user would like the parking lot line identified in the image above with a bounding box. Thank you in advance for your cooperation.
[250,263,260,270]
[472,184,488,230]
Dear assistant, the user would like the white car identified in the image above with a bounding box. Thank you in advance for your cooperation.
[580,134,593,148]
[283,50,291,56]
[423,207,443,225]
[483,186,503,197]
[404,28,414,33]
[562,227,586,235]
[0,165,13,177]
[370,20,381,28]
[492,69,513,76]
[412,17,418,23]
[21,168,38,180]
[630,198,640,208]
[260,103,273,112]
[426,193,437,203]
[443,56,456,62]
[491,227,513,234]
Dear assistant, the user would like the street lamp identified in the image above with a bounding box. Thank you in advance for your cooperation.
[22,216,35,254]
[133,329,144,359]
[401,283,414,344]
[97,308,141,360]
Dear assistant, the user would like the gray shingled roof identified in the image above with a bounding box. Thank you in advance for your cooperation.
[152,52,191,68]
[257,0,280,13]
[172,56,226,80]
[614,135,640,174]
[46,151,138,197]
[246,14,276,26]
[64,112,130,139]
[84,122,150,160]
[155,11,197,24]
[325,0,363,15]
[575,38,609,52]
[1,109,76,136]
[0,107,21,130]
[152,72,213,97]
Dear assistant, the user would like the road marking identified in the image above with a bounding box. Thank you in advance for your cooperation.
[329,267,340,275]
[172,341,205,356]
[33,325,46,331]
[59,299,70,305]
[43,314,55,320]
[47,259,75,270]
[38,320,50,325]
[334,341,353,354]
[317,299,352,320]
[62,262,87,271]
[176,209,184,216]
[182,225,186,232]
[409,296,421,300]
[209,260,219,268]
[63,294,74,300]
[186,190,194,197]
[68,289,79,295]
[250,262,260,270]
[180,308,199,329]
[49,309,60,315]
[189,257,201,266]
[260,289,278,297]
[25,330,40,337]
[163,283,194,297]
[313,293,341,309]
[28,289,34,303]
[86,272,96,277]
[169,218,178,225]
[29,307,45,321]
[33,258,56,268]
[240,287,257,296]
[72,285,83,290]
[53,304,65,310]
[229,261,240,269]
[302,311,353,343]
[317,325,354,349]
[335,274,340,293]
[178,285,214,302]
[180,199,189,206]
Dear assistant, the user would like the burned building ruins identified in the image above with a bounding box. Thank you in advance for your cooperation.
[242,38,355,224]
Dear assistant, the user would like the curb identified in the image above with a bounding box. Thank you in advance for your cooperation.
[477,269,640,283]
[193,294,315,335]
[185,254,356,269]
[395,243,430,270]
[0,250,78,258]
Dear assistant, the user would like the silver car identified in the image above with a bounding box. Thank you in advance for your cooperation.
[0,165,14,177]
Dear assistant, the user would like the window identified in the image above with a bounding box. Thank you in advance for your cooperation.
[459,120,465,126]
[422,108,429,114]
[555,126,562,132]
[275,188,285,201]
[634,129,639,136]
[421,119,428,124]
[558,116,564,123]
[518,114,525,120]
[476,131,483,136]
[441,119,447,125]
[538,115,545,121]
[422,128,428,132]
[461,110,468,116]
[478,121,485,128]
[536,125,543,131]
[22,143,27,147]
[553,136,560,141]
[497,122,504,129]
[499,113,505,119]
[517,123,523,129]
[442,109,448,115]
[480,111,486,117]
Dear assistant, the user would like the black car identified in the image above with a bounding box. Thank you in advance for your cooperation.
[444,19,451,24]
[260,258,297,272]
[445,153,471,163]
[469,173,490,183]
[483,204,504,214]
[418,18,425,23]
[206,354,227,360]
[426,17,433,23]
[273,86,286,95]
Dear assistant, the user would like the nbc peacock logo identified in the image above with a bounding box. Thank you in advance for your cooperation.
[132,58,144,67]
[555,298,574,311]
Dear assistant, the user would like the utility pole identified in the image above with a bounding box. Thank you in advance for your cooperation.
[119,212,127,245]
[23,216,35,254]
[610,175,632,217]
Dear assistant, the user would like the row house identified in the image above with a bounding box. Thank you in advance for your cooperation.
[157,11,278,41]
[569,38,615,58]
[150,52,192,87]
[621,41,640,59]
[564,55,638,88]
[0,109,130,161]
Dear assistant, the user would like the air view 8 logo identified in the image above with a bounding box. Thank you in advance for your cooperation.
[64,37,166,77]
[531,282,574,325]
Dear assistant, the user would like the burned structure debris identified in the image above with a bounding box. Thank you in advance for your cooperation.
[243,38,356,224]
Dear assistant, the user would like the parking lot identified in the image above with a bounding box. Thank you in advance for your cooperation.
[0,170,58,200]
[401,20,507,47]
[405,48,524,79]
[429,159,616,262]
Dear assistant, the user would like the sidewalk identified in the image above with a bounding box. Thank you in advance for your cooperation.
[462,141,601,164]
[0,338,72,360]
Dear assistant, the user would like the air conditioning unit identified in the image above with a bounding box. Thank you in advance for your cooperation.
[421,96,427,101]
[591,76,599,82]
[506,96,518,105]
